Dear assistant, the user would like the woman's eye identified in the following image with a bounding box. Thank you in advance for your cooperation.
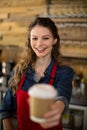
[32,37,37,40]
[43,37,49,40]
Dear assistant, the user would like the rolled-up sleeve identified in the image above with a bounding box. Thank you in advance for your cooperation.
[55,66,74,113]
[57,66,74,102]
[0,88,17,120]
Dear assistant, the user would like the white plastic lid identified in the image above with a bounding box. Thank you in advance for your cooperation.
[28,83,57,99]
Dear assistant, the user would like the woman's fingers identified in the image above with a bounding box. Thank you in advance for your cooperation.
[40,103,61,128]
[44,109,58,118]
[40,101,64,129]
[40,120,58,129]
[40,109,61,129]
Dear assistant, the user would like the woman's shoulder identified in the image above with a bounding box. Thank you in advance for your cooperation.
[55,64,74,82]
[56,64,74,74]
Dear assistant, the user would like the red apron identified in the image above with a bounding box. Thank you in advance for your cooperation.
[16,62,63,130]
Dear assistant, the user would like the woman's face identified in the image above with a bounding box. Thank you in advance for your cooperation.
[30,25,57,58]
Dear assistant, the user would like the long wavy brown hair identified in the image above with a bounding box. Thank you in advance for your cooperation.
[9,17,61,94]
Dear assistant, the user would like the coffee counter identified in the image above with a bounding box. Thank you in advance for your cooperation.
[63,98,87,130]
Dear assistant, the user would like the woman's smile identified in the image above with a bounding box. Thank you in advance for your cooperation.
[35,47,47,53]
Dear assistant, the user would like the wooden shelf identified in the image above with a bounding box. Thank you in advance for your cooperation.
[62,56,87,63]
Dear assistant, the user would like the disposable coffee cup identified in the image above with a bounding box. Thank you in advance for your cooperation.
[28,83,57,123]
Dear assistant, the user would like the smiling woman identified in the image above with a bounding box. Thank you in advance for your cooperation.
[0,17,74,130]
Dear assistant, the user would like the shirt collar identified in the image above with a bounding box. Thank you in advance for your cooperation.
[25,59,55,76]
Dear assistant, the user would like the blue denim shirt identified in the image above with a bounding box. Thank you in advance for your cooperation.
[0,60,74,119]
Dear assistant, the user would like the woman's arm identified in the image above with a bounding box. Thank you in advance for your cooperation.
[3,118,14,130]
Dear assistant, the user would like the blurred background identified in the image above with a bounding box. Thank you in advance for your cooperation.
[0,0,87,130]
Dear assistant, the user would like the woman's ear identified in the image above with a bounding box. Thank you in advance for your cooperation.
[53,38,57,45]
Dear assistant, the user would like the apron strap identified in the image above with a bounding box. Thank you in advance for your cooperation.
[49,61,58,85]
[18,74,26,89]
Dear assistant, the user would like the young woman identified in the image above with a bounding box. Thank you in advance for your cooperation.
[0,17,74,130]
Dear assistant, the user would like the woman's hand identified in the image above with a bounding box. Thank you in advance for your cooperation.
[40,100,65,129]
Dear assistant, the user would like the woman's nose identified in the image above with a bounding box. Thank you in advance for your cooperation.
[36,39,42,46]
